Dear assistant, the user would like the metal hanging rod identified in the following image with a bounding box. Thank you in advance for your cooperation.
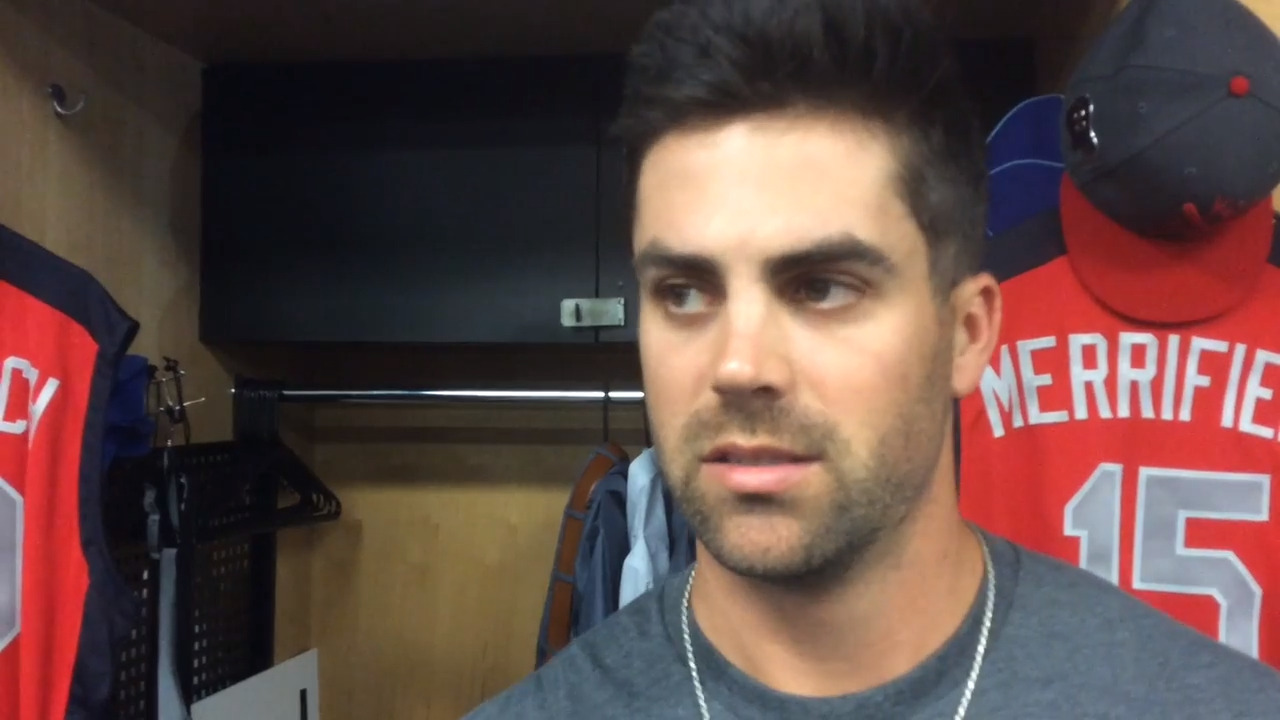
[231,387,646,404]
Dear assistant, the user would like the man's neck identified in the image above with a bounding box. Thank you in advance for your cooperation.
[688,495,985,698]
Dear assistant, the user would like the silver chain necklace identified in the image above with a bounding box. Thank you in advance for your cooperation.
[679,532,996,720]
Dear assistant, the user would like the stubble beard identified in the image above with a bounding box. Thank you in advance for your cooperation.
[662,344,954,591]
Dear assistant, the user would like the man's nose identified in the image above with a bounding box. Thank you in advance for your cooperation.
[709,296,794,401]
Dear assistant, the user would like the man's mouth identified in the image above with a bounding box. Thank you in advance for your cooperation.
[702,443,820,465]
[699,443,821,495]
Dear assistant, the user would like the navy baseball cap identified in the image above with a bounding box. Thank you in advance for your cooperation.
[1061,0,1280,240]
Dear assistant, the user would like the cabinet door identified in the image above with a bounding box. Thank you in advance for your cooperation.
[201,58,602,344]
[595,55,639,344]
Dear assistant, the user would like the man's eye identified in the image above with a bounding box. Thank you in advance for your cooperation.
[791,278,863,309]
[656,283,710,314]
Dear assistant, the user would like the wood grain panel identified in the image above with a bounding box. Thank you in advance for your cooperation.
[306,399,648,719]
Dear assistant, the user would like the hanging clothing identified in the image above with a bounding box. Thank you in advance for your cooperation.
[0,223,141,720]
[535,443,628,668]
[985,94,1064,170]
[69,354,157,715]
[958,177,1280,667]
[618,448,668,608]
[570,457,630,639]
[100,354,156,475]
[618,448,698,609]
[984,94,1065,239]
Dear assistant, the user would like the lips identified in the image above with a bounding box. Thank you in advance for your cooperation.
[703,443,818,465]
[700,444,820,495]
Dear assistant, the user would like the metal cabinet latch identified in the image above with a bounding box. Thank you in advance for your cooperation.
[560,298,626,328]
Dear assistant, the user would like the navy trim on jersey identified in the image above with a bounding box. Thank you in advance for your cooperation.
[980,208,1068,283]
[0,224,141,719]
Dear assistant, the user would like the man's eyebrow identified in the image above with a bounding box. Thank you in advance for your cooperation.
[631,232,896,279]
[765,233,897,280]
[632,240,720,277]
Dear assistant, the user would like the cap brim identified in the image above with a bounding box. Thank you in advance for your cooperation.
[1060,174,1274,324]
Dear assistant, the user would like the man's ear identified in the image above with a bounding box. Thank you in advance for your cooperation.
[949,272,1002,397]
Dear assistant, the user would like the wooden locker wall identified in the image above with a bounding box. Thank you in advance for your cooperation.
[274,345,646,718]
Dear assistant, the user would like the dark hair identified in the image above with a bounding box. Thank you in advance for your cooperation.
[612,0,987,290]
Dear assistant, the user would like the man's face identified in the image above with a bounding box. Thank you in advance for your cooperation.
[634,111,959,585]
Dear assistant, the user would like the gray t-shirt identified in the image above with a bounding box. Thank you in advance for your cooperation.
[466,533,1280,718]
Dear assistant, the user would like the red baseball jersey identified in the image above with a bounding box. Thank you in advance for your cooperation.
[959,179,1280,668]
[1,224,139,720]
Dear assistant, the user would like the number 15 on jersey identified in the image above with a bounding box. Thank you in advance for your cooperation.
[1064,462,1270,659]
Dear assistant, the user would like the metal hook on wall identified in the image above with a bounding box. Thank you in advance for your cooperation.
[48,83,86,119]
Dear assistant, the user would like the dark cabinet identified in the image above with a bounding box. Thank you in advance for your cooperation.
[200,57,612,344]
[595,55,638,344]
[199,40,1035,346]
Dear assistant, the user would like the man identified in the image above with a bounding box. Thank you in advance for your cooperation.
[466,0,1280,717]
